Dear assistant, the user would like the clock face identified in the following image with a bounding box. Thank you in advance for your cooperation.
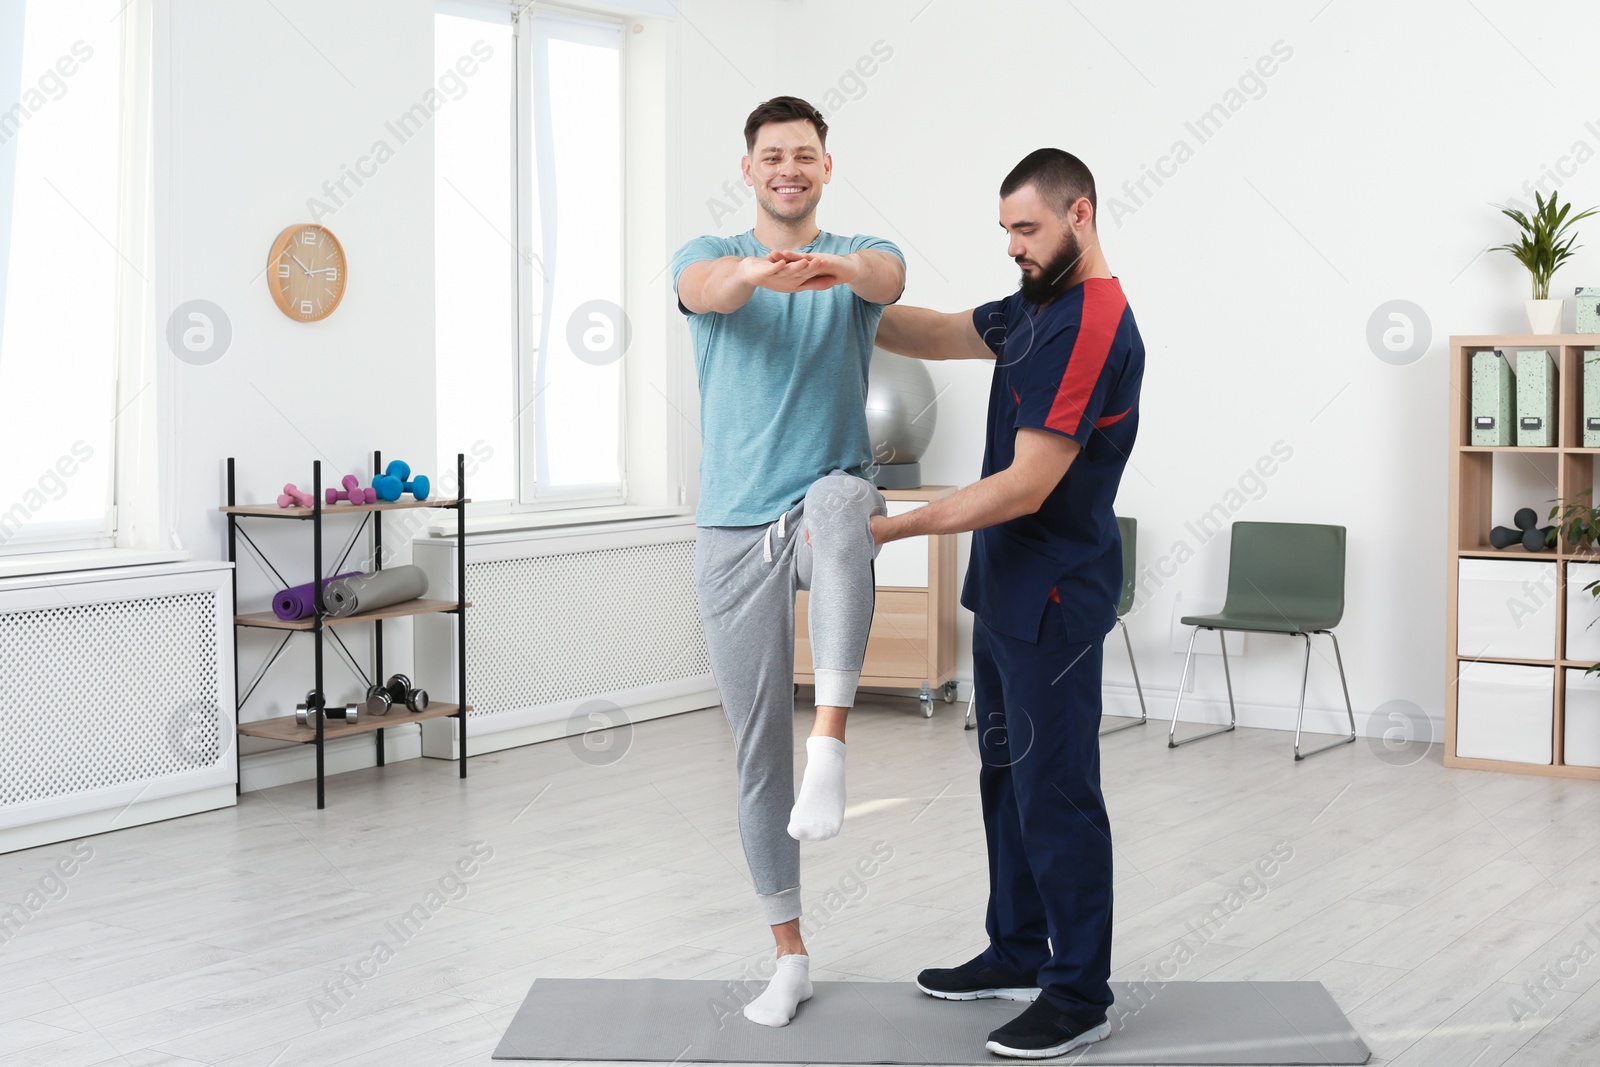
[267,224,347,322]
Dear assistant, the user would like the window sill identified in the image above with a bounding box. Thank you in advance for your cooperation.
[425,504,693,538]
[0,547,193,581]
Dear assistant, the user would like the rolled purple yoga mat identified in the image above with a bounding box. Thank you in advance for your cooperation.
[273,571,363,620]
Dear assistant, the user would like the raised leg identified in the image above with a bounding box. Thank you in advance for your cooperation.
[789,471,886,840]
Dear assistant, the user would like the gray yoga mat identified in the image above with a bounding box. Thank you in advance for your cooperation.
[323,564,428,617]
[493,979,1370,1064]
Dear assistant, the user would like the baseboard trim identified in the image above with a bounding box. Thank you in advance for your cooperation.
[925,676,1440,744]
[1102,682,1439,742]
[420,690,721,759]
[239,727,424,794]
[0,785,236,855]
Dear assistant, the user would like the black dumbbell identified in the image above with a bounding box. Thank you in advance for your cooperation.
[1523,525,1556,552]
[296,691,359,724]
[365,673,429,716]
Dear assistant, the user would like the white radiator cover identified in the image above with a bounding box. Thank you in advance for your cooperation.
[412,517,718,757]
[0,562,236,852]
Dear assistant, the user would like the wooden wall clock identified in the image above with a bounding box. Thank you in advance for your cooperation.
[267,224,347,322]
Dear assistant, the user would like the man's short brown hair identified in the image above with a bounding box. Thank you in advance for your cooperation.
[743,96,828,154]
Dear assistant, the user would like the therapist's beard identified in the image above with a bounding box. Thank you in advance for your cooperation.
[1017,233,1082,305]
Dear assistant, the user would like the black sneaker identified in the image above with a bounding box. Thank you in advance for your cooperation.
[915,955,1040,1002]
[985,998,1111,1059]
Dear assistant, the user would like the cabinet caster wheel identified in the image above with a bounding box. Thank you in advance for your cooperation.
[941,681,958,703]
[920,694,934,718]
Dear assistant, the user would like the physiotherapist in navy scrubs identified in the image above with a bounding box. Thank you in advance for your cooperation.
[871,147,1144,1060]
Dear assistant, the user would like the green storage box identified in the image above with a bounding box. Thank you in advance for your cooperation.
[1471,350,1515,446]
[1516,348,1558,447]
[1577,288,1600,334]
[1585,350,1600,447]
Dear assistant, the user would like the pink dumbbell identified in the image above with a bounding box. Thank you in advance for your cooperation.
[277,483,313,508]
[326,475,376,505]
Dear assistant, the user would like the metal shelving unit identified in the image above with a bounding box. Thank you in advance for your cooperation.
[221,451,472,807]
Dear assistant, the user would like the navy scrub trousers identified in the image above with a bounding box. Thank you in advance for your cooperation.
[970,602,1114,1020]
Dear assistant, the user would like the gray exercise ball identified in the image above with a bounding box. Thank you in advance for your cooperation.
[866,348,938,464]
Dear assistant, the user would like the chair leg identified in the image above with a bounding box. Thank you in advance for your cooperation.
[1219,626,1238,730]
[1100,618,1147,735]
[1169,627,1236,748]
[1291,633,1312,759]
[964,690,975,731]
[1293,630,1359,760]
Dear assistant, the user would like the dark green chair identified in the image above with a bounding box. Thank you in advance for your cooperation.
[1168,521,1356,760]
[1100,516,1147,735]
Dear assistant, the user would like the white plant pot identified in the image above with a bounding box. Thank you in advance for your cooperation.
[1526,298,1564,334]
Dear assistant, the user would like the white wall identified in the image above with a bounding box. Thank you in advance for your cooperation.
[155,0,438,768]
[145,0,1600,762]
[670,0,1600,737]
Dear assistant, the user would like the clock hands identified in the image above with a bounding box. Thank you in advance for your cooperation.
[271,226,343,320]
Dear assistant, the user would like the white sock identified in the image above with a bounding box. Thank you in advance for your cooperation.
[788,736,847,842]
[743,953,813,1027]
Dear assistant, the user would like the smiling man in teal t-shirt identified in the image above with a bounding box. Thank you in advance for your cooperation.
[670,95,904,1030]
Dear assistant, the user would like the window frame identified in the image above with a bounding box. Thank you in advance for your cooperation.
[516,5,628,509]
[436,0,629,515]
[0,0,154,560]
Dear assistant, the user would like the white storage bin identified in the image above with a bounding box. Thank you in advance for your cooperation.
[1566,563,1600,663]
[1456,661,1553,764]
[1457,559,1557,660]
[1563,669,1600,767]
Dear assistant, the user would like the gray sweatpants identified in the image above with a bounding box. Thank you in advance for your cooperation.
[695,470,888,926]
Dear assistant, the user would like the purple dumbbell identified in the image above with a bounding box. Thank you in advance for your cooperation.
[326,475,376,506]
[277,483,313,508]
[372,460,430,502]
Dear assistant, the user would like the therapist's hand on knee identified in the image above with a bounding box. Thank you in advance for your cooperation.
[871,429,1081,544]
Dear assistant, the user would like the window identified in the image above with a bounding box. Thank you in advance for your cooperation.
[435,1,626,511]
[0,1,140,554]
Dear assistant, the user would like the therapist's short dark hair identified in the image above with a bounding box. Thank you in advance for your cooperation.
[744,96,829,154]
[1001,149,1097,222]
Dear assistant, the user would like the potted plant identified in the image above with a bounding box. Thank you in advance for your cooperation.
[1493,190,1597,334]
[1549,488,1600,549]
[1557,490,1600,673]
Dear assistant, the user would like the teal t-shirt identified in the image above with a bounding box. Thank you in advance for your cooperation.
[671,230,905,528]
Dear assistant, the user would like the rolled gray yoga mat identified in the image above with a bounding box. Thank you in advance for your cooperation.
[323,564,429,618]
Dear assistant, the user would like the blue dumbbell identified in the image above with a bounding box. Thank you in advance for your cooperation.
[372,460,430,502]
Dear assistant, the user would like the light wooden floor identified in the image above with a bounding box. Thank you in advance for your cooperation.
[2,696,1598,1066]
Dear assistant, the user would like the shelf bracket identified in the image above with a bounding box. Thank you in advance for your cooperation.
[234,525,294,590]
[325,625,374,693]
[236,630,296,709]
[329,512,372,578]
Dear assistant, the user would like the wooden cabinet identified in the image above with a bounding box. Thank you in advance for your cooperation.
[795,485,959,716]
[1446,336,1600,780]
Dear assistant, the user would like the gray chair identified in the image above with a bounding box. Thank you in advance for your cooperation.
[1168,521,1356,761]
[963,516,1144,732]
